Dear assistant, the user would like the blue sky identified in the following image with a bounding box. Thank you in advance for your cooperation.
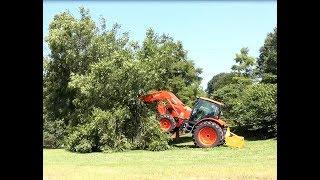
[43,1,277,89]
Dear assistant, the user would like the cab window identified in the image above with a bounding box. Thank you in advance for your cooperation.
[190,99,220,121]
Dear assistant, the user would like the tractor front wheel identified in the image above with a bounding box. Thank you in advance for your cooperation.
[192,121,223,148]
[158,114,176,132]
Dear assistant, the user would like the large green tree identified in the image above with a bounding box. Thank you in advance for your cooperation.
[43,9,99,147]
[43,8,203,152]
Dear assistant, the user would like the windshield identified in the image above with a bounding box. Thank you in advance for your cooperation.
[189,99,220,122]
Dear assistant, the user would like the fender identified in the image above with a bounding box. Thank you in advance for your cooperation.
[191,117,227,131]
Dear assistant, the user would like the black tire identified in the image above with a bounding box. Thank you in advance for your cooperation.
[192,121,224,148]
[158,114,176,132]
[220,127,228,145]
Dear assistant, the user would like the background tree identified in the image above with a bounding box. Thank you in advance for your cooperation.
[231,47,256,77]
[208,28,277,138]
[256,27,277,84]
[210,48,256,122]
[206,72,237,96]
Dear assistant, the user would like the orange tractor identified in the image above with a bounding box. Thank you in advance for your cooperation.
[140,90,244,148]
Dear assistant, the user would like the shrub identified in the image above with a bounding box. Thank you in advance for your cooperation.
[65,123,96,153]
[231,84,277,138]
[43,119,66,148]
[134,115,171,151]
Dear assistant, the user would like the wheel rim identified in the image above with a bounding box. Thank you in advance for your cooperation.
[198,127,217,146]
[159,118,172,131]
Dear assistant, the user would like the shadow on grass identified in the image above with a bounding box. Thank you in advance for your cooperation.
[230,129,277,141]
[169,136,193,144]
[239,136,277,141]
[171,144,196,148]
[168,136,196,148]
[168,134,277,149]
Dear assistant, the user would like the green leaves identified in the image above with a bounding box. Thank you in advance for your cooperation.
[206,72,237,96]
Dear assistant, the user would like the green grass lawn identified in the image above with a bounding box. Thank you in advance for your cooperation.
[44,138,276,180]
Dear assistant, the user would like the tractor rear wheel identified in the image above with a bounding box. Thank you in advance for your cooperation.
[192,121,223,148]
[158,114,176,132]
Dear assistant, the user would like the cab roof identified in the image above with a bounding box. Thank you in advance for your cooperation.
[199,97,224,106]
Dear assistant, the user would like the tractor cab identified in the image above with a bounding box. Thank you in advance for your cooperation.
[189,97,224,123]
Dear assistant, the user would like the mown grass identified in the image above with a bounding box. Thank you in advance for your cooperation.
[44,138,276,180]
